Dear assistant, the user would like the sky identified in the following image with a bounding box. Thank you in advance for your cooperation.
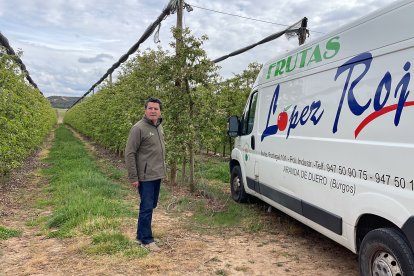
[0,0,397,97]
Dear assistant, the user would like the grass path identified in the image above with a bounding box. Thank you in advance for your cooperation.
[0,118,359,275]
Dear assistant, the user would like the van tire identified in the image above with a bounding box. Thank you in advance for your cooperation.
[230,166,248,203]
[359,228,414,276]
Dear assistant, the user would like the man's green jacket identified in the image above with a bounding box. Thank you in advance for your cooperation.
[125,116,167,182]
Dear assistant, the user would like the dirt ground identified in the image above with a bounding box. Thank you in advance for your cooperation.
[0,126,359,276]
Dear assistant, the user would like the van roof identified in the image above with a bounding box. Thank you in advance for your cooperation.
[255,0,413,87]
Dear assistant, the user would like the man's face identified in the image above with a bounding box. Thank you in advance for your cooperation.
[145,102,161,124]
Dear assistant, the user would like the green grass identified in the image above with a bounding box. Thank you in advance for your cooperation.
[38,125,271,255]
[25,216,49,227]
[0,226,22,239]
[192,200,265,231]
[95,157,127,181]
[41,125,145,256]
[167,157,268,233]
[195,158,229,183]
[85,231,146,257]
[106,166,125,180]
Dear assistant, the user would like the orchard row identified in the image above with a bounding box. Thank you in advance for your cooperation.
[64,29,260,186]
[0,50,56,175]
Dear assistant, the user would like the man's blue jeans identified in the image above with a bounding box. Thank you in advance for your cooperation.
[137,179,161,244]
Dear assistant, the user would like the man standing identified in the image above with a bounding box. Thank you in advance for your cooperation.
[125,97,166,251]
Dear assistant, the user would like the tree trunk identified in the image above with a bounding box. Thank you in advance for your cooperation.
[185,78,195,193]
[170,161,177,186]
[181,154,187,184]
[189,141,195,193]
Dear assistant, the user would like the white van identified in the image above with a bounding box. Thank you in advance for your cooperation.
[228,1,414,275]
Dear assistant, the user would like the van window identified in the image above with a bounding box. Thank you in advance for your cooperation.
[240,91,258,135]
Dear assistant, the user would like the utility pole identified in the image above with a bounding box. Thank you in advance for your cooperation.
[170,0,184,187]
[176,0,183,54]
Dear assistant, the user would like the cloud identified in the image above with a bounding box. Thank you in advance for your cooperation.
[78,53,114,64]
[0,0,397,97]
[19,39,89,52]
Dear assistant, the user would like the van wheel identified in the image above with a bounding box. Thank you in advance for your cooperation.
[359,228,414,276]
[230,166,248,203]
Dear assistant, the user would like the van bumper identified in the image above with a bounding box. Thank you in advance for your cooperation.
[402,216,414,251]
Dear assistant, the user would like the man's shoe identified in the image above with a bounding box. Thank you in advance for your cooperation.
[143,242,161,252]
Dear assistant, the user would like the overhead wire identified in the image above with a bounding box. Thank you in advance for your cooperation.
[71,1,314,107]
[188,3,324,35]
[70,0,176,108]
[189,4,290,27]
[212,17,308,63]
[0,31,41,94]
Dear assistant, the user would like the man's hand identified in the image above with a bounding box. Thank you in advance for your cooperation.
[132,181,140,188]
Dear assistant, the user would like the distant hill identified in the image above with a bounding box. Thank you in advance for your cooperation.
[48,96,80,109]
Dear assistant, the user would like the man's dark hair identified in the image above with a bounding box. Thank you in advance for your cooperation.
[144,97,162,110]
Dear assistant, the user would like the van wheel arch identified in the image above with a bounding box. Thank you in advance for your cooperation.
[230,165,248,203]
[356,214,398,252]
[229,159,240,174]
[359,228,414,276]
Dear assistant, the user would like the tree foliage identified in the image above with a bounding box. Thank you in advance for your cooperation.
[213,62,262,155]
[65,48,167,154]
[0,49,56,175]
[160,28,221,189]
[64,30,262,189]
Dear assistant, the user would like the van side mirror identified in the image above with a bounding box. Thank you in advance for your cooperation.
[228,116,240,137]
